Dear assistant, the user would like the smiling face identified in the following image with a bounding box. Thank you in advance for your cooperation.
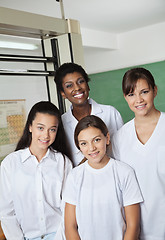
[124,78,157,118]
[61,72,90,107]
[78,126,110,169]
[29,113,58,157]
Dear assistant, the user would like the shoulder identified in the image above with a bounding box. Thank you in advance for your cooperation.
[1,149,26,170]
[68,162,85,181]
[90,98,123,129]
[62,107,73,123]
[112,119,134,140]
[50,150,72,168]
[71,162,85,174]
[160,112,165,119]
[90,98,119,113]
[61,111,67,121]
[111,159,142,206]
[111,159,137,188]
[112,158,134,174]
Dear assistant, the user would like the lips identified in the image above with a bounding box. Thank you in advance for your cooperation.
[73,92,84,99]
[39,139,49,143]
[135,104,146,109]
[89,151,99,158]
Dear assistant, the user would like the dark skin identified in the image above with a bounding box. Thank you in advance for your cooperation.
[72,102,91,121]
[0,223,6,240]
[60,72,91,121]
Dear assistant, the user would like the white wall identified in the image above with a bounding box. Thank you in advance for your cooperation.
[0,41,49,115]
[82,22,165,74]
[1,3,165,76]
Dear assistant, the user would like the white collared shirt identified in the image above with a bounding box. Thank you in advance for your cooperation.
[62,98,124,166]
[0,148,72,239]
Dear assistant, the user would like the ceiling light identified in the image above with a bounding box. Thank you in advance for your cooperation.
[0,41,38,50]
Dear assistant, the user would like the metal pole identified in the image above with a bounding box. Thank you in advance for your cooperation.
[56,0,65,20]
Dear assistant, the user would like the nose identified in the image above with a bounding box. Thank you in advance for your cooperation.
[73,83,81,91]
[89,142,96,152]
[136,94,143,103]
[43,130,49,139]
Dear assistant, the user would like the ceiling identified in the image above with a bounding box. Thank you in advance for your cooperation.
[64,0,165,33]
[0,0,165,34]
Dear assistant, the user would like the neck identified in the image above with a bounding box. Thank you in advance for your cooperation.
[29,146,48,162]
[88,155,110,169]
[135,108,160,125]
[72,100,91,121]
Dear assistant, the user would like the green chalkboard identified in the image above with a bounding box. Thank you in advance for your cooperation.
[89,60,165,123]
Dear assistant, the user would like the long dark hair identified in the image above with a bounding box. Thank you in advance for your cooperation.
[16,101,72,160]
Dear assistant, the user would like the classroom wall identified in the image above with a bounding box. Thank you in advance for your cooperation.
[83,22,165,123]
[83,22,165,74]
[89,61,165,123]
[1,5,165,123]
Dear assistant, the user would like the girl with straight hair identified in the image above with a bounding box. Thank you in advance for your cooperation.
[64,115,143,240]
[0,101,72,240]
[112,67,165,239]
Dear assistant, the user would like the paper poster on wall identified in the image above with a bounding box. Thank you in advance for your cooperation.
[0,99,26,163]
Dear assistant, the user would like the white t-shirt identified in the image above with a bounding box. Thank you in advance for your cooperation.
[112,112,165,240]
[0,148,72,240]
[62,98,123,166]
[63,158,143,240]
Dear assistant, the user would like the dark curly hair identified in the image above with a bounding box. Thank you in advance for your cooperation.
[54,62,90,92]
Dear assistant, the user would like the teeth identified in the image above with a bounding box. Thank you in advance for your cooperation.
[89,152,99,157]
[136,104,146,109]
[40,140,48,143]
[74,93,83,98]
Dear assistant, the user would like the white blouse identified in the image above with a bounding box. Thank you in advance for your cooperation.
[0,148,72,240]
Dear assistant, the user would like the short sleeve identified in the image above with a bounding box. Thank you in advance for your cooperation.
[121,168,143,207]
[63,171,77,206]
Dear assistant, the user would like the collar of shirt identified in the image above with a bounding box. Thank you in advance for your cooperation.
[63,98,103,124]
[21,148,56,163]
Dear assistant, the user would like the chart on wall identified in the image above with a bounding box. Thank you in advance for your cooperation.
[0,99,26,163]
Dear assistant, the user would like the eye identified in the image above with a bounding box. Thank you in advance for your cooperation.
[78,78,85,84]
[50,128,57,133]
[38,126,43,131]
[94,138,101,143]
[65,83,73,89]
[141,90,149,94]
[80,142,86,146]
[127,93,134,97]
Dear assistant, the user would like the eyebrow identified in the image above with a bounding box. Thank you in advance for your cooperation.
[64,81,72,85]
[140,87,150,91]
[64,77,85,84]
[129,87,150,93]
[37,123,58,128]
[78,135,101,142]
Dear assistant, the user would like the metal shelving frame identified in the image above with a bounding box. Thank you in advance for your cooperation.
[0,6,84,112]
